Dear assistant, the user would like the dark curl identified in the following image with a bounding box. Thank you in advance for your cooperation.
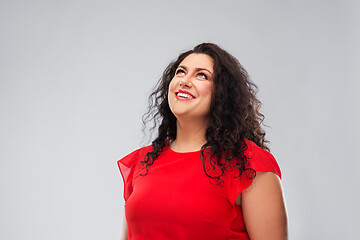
[140,43,269,185]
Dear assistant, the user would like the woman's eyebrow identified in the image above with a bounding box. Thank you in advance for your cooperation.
[196,68,213,76]
[178,65,213,76]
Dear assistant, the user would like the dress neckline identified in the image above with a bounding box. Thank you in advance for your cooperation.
[165,139,202,155]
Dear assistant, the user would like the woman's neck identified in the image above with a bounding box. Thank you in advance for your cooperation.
[170,119,208,152]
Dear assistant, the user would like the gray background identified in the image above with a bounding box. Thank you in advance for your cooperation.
[1,0,359,239]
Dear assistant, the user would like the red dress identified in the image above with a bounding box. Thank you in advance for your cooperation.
[117,139,281,240]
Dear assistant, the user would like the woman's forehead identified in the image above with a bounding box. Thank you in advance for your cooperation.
[179,53,214,73]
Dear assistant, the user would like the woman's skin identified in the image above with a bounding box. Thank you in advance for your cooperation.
[120,53,288,240]
[121,213,128,240]
[241,172,288,239]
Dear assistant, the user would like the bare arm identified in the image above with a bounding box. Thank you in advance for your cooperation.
[241,171,288,240]
[120,210,128,240]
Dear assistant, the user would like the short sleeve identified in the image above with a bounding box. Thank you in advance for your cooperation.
[228,140,282,206]
[117,149,140,202]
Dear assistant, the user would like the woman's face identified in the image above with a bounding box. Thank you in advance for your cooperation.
[168,53,214,122]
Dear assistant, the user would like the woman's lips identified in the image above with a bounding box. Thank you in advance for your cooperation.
[175,93,194,101]
[175,90,196,101]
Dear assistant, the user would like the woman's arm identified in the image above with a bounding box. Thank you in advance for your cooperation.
[241,171,288,240]
[120,210,128,240]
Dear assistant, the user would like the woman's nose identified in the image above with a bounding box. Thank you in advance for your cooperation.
[180,74,192,88]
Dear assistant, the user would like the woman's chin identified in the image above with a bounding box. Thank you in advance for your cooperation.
[173,111,208,123]
[172,110,191,119]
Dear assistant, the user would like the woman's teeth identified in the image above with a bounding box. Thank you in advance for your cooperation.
[177,92,194,99]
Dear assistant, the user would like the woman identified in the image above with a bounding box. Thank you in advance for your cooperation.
[118,43,288,240]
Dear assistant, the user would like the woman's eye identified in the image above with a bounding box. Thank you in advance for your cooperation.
[176,69,185,76]
[197,73,207,79]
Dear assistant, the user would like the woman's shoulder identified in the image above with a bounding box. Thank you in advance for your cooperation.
[243,139,281,179]
[117,144,153,167]
[117,145,153,202]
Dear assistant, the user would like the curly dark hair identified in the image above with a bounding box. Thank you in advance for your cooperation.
[140,43,269,185]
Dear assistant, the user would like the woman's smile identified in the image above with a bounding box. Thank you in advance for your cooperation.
[175,89,196,100]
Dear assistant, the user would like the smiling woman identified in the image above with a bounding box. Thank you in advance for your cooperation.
[117,43,288,240]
